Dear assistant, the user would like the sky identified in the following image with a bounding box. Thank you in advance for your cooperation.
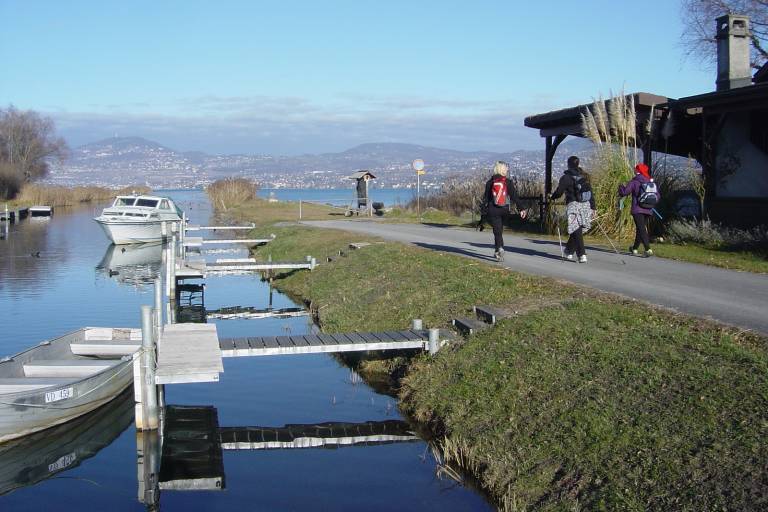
[0,1,717,155]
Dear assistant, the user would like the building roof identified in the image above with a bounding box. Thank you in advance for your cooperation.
[754,61,768,83]
[524,92,671,133]
[669,82,768,111]
[347,171,376,180]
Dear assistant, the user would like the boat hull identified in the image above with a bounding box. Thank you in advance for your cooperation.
[95,218,177,245]
[0,360,134,443]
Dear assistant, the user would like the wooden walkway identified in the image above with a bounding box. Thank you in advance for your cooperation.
[155,324,223,385]
[184,236,274,248]
[219,329,445,357]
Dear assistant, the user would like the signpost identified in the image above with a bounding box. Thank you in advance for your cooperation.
[412,159,425,218]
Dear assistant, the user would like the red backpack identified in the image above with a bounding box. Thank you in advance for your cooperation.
[491,176,508,207]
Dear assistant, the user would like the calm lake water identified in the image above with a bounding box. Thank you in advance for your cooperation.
[0,190,490,511]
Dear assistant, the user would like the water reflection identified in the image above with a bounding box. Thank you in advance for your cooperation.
[96,242,164,287]
[0,390,133,496]
[139,404,419,507]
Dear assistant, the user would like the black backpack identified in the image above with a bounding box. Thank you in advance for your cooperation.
[572,174,592,203]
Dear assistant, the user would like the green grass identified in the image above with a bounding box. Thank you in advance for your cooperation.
[244,223,768,510]
[650,242,768,273]
[402,299,767,510]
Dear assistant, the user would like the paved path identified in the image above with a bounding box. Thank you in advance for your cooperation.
[304,220,768,335]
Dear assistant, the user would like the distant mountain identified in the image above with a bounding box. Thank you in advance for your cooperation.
[49,135,599,189]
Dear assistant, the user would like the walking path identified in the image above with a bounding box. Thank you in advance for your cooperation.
[304,220,768,335]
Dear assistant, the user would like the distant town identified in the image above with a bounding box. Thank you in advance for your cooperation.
[46,136,591,191]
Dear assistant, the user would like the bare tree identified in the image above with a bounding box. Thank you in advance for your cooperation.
[681,0,768,69]
[0,106,68,183]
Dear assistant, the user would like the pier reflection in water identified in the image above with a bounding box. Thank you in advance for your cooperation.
[96,242,164,287]
[138,404,421,508]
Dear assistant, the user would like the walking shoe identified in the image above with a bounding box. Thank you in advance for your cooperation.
[564,252,574,261]
[578,255,588,263]
[629,246,639,256]
[645,249,653,257]
[494,248,505,262]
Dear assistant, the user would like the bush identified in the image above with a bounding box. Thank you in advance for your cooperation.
[666,218,768,250]
[206,177,258,211]
[0,163,21,199]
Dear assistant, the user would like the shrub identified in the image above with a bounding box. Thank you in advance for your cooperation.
[0,163,21,200]
[666,218,768,250]
[206,177,258,211]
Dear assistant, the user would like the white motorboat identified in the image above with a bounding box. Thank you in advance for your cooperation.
[94,194,182,244]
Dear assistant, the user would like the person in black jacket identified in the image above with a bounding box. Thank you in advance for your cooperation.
[483,161,527,261]
[550,156,596,263]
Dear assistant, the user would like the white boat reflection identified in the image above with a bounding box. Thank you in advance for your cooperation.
[96,242,164,286]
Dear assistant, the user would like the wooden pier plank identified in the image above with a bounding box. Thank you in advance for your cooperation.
[155,324,223,385]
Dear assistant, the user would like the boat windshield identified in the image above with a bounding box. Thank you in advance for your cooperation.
[114,197,137,207]
[135,198,159,208]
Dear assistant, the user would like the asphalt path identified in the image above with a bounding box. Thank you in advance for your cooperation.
[304,220,768,335]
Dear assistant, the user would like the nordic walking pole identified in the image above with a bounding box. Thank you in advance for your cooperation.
[594,219,627,265]
[556,224,565,261]
[651,208,663,220]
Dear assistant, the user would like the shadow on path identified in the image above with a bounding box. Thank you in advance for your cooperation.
[467,242,564,262]
[414,242,499,262]
[526,238,620,256]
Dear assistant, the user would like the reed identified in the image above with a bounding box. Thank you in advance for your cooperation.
[206,177,258,211]
[13,184,150,206]
[580,92,647,239]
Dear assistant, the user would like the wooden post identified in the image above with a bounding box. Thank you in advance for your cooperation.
[136,305,159,430]
[428,328,440,355]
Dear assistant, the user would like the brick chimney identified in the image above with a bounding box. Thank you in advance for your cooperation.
[716,14,752,91]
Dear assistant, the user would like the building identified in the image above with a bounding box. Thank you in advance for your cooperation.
[524,14,768,226]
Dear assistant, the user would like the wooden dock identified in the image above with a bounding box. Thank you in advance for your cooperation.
[155,324,223,385]
[185,224,254,232]
[218,329,446,357]
[183,236,274,248]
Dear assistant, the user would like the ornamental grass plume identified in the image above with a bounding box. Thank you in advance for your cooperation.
[206,177,258,211]
[580,91,652,239]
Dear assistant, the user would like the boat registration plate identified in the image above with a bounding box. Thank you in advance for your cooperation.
[45,387,75,403]
[49,452,77,472]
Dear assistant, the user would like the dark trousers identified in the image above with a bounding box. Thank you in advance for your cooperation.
[632,213,651,251]
[487,206,509,251]
[565,228,585,257]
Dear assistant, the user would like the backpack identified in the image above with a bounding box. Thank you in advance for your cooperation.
[572,174,592,203]
[638,180,660,208]
[491,176,508,207]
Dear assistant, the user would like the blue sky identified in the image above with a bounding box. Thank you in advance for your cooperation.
[0,1,716,155]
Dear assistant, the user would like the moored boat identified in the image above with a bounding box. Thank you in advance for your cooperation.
[94,194,182,244]
[0,327,141,443]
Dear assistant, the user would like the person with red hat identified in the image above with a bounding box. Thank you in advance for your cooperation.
[618,163,659,257]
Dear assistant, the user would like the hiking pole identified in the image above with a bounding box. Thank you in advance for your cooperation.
[556,224,565,261]
[594,219,627,265]
[651,208,663,220]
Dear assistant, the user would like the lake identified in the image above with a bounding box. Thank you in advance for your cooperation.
[0,190,490,511]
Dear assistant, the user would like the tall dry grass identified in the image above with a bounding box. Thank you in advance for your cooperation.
[580,93,647,239]
[14,184,150,206]
[206,177,258,211]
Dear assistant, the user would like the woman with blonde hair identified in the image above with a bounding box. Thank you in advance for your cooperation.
[482,161,527,262]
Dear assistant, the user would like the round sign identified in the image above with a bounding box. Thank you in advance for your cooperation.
[411,159,425,172]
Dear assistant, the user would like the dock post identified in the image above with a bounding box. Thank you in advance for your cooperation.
[310,257,316,270]
[412,318,423,330]
[169,233,177,301]
[138,305,159,430]
[136,430,160,507]
[299,200,302,220]
[161,221,167,240]
[154,278,163,336]
[428,328,440,355]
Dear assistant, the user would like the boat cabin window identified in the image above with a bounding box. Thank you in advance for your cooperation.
[114,197,136,206]
[135,198,159,208]
[159,200,170,210]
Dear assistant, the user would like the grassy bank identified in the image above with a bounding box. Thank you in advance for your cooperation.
[246,223,768,510]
